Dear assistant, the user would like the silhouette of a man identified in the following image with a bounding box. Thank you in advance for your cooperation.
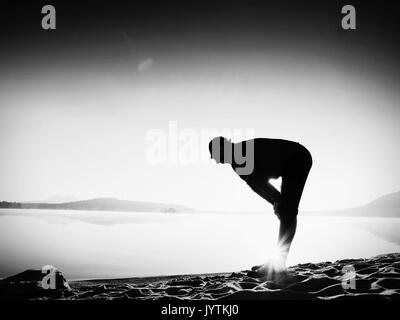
[209,137,312,276]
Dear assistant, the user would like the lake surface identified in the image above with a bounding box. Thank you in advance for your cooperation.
[0,209,399,280]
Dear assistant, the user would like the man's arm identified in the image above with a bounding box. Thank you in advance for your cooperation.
[242,176,281,205]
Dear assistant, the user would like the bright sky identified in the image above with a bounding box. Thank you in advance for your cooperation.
[1,53,400,211]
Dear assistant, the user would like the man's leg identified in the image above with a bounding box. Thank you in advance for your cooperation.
[247,176,303,276]
[249,147,312,277]
[277,204,298,262]
[248,176,306,276]
[277,153,311,263]
[245,178,282,205]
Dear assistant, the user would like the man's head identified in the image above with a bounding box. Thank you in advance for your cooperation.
[208,136,232,164]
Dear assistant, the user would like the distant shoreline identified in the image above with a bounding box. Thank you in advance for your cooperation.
[0,198,195,214]
[1,206,399,218]
[1,190,400,217]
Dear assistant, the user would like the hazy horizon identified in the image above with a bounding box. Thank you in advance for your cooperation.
[1,189,398,207]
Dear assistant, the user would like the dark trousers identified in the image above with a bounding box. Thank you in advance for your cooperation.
[278,145,312,221]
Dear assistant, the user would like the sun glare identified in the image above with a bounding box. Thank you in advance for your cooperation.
[257,244,288,278]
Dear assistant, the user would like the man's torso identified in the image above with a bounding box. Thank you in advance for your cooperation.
[231,138,304,179]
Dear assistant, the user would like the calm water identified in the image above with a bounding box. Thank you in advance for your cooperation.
[0,209,399,280]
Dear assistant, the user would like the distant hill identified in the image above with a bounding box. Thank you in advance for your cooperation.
[26,195,80,204]
[367,191,400,209]
[0,198,195,213]
[304,191,400,218]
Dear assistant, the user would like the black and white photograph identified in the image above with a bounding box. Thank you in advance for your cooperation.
[0,0,399,313]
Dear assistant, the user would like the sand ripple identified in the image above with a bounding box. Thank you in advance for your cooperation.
[13,253,400,300]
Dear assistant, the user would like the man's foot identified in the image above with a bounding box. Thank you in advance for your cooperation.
[247,261,287,279]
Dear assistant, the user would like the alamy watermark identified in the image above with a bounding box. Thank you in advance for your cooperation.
[41,5,56,30]
[39,5,356,31]
[341,264,356,290]
[41,265,57,289]
[145,120,256,175]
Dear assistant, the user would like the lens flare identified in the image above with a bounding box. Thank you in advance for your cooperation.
[255,244,288,280]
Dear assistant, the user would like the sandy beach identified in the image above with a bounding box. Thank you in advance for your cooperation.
[3,252,395,300]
